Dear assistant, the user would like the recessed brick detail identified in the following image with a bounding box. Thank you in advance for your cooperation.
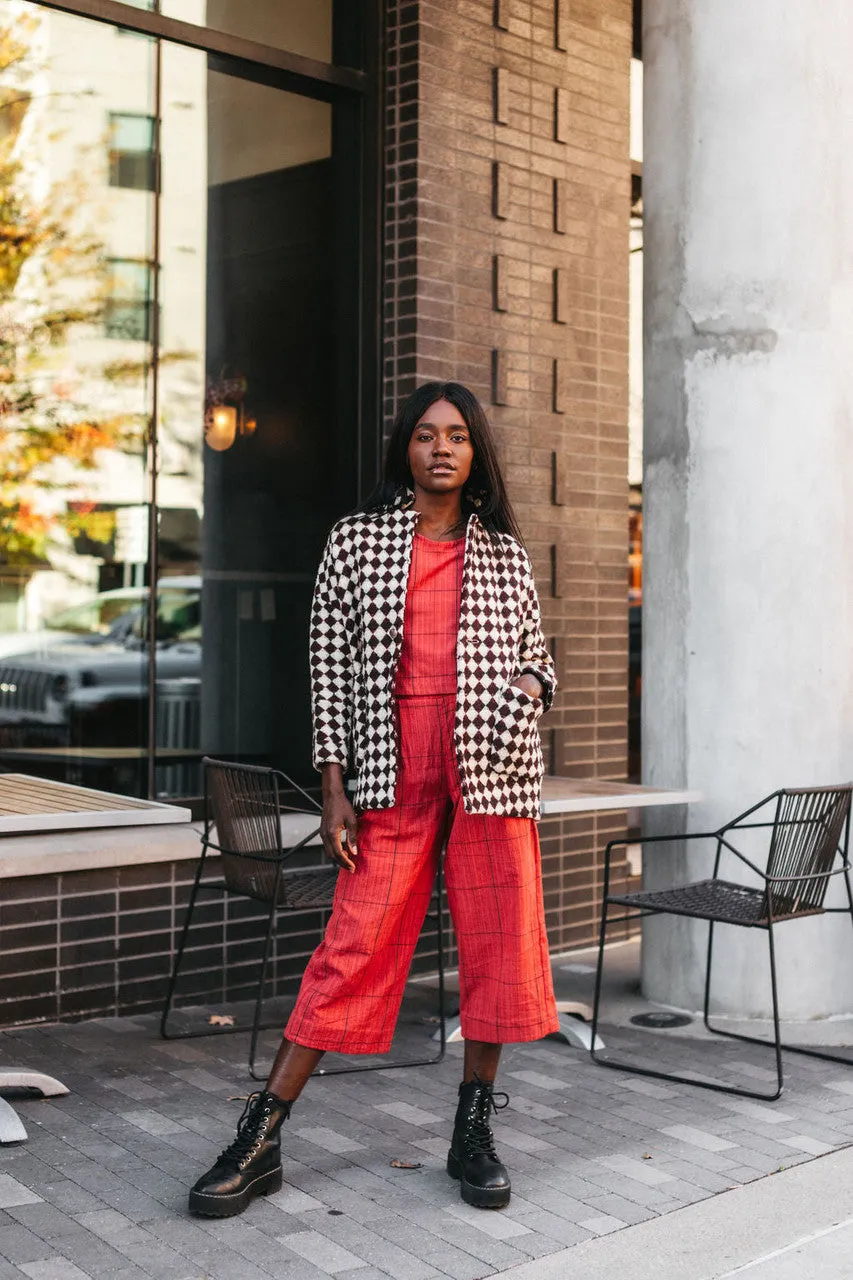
[494,0,510,31]
[492,160,510,219]
[555,0,569,50]
[553,267,568,323]
[553,357,568,413]
[494,66,511,125]
[493,254,508,312]
[554,85,569,142]
[554,176,568,233]
[551,449,566,505]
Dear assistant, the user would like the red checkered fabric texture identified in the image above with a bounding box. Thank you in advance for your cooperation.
[285,692,559,1053]
[394,532,465,696]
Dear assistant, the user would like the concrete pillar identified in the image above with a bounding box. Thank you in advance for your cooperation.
[642,1,853,1018]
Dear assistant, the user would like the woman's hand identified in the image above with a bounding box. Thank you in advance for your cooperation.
[511,672,543,700]
[320,764,359,872]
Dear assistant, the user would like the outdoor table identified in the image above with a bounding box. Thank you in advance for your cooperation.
[435,775,703,1050]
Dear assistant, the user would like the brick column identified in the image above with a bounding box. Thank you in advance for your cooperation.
[382,0,633,950]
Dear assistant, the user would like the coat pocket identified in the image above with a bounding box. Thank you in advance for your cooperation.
[489,685,544,774]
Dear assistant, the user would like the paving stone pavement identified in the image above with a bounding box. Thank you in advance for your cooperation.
[1,1013,853,1279]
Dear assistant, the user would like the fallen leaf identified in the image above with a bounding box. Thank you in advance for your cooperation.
[208,1014,235,1027]
[390,1159,422,1170]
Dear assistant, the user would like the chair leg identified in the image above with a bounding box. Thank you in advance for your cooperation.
[700,923,784,1099]
[589,896,609,1066]
[754,876,853,1070]
[591,909,784,1101]
[768,922,784,1096]
[248,893,280,1082]
[160,858,204,1039]
[702,920,715,1032]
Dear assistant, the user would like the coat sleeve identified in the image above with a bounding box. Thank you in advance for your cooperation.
[309,523,355,772]
[516,549,557,712]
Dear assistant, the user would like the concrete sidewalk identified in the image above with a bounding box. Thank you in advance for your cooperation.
[501,1145,853,1280]
[2,945,853,1279]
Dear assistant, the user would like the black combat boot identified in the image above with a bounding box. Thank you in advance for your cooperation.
[189,1090,291,1217]
[447,1074,511,1209]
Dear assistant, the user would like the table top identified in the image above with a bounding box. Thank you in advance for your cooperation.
[539,776,702,815]
[0,774,191,834]
[345,774,701,815]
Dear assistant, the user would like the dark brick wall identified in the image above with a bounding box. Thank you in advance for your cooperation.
[0,856,444,1030]
[0,861,320,1029]
[381,0,634,950]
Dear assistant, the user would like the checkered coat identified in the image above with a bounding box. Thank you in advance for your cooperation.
[309,505,556,819]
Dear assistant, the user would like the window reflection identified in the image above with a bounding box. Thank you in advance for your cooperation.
[106,259,155,341]
[108,112,156,190]
[0,1,361,800]
[0,2,151,793]
[161,0,334,63]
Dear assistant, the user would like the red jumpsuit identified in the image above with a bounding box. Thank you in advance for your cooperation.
[285,532,559,1053]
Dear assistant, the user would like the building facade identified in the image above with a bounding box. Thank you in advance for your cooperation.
[0,0,633,1024]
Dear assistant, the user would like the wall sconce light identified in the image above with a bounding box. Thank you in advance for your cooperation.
[205,404,237,452]
[204,371,254,452]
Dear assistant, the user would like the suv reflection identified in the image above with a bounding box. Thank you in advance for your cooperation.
[0,577,201,748]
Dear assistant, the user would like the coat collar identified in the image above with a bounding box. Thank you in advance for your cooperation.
[384,488,482,534]
[393,506,482,536]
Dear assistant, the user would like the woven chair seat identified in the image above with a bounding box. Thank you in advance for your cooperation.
[608,878,772,926]
[278,866,339,909]
[216,860,339,909]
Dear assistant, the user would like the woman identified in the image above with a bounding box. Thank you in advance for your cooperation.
[189,382,559,1218]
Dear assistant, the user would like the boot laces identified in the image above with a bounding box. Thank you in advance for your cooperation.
[464,1084,509,1158]
[222,1092,274,1169]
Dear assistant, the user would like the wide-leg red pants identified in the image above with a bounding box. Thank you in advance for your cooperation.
[285,693,559,1053]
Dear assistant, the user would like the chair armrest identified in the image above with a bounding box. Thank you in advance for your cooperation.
[604,830,766,882]
[606,831,721,851]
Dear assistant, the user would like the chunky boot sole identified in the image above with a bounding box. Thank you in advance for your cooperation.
[447,1150,511,1209]
[188,1165,282,1218]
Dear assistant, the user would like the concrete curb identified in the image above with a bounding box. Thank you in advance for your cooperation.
[500,1144,853,1280]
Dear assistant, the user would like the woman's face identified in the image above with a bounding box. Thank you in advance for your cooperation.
[407,398,475,497]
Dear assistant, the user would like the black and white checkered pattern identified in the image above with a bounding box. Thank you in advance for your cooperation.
[309,504,556,818]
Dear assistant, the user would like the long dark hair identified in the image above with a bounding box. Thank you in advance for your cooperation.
[361,382,524,545]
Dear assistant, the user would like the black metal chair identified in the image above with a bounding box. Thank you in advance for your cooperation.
[591,784,853,1100]
[161,757,446,1079]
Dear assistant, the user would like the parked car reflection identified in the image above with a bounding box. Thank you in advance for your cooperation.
[0,577,201,750]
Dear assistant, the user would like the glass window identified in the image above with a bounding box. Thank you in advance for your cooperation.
[105,259,155,341]
[161,59,358,798]
[0,1,364,802]
[46,591,146,636]
[160,0,335,63]
[0,2,153,792]
[109,112,156,190]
